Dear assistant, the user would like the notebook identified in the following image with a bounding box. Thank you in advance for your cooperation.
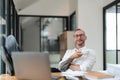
[12,52,51,80]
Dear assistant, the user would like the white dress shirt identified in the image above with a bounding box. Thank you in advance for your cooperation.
[58,46,96,72]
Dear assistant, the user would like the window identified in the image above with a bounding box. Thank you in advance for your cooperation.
[103,0,120,70]
[19,16,68,68]
[70,12,76,30]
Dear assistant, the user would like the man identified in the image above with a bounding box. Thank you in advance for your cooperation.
[58,29,96,72]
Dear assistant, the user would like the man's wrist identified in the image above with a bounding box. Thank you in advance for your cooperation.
[68,57,74,62]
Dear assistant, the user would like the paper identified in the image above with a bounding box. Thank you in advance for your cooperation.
[61,69,86,76]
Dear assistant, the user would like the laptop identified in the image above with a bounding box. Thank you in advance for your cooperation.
[12,52,51,80]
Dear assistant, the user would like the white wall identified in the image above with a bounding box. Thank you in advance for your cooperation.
[76,0,103,71]
[18,0,70,16]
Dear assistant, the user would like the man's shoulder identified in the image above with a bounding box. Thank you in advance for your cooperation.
[87,48,95,52]
[66,48,76,52]
[84,47,95,51]
[65,49,76,54]
[83,47,96,55]
[87,48,96,56]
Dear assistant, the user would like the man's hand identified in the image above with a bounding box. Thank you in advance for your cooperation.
[69,50,83,60]
[67,50,82,71]
[69,64,80,71]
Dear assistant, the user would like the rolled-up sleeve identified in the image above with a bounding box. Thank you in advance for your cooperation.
[58,50,72,71]
[80,50,96,71]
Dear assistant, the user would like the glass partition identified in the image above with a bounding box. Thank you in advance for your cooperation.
[105,5,117,64]
[70,12,76,30]
[19,16,68,68]
[103,0,120,69]
[117,2,120,64]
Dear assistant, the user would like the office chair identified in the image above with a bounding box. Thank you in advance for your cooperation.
[1,35,21,75]
[1,46,15,75]
[5,35,20,54]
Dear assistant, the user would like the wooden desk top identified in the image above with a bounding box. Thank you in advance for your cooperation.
[0,74,16,80]
[0,72,114,80]
[0,72,87,80]
[0,72,64,80]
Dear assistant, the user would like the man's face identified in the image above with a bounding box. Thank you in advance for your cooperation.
[74,30,87,46]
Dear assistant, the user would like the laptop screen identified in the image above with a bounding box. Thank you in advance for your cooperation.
[12,52,51,80]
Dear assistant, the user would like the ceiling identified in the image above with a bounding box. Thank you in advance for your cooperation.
[13,0,39,12]
[13,0,71,17]
[13,0,70,16]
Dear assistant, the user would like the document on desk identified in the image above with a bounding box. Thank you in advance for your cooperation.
[61,69,86,76]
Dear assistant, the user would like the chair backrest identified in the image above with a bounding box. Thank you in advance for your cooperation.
[1,46,15,75]
[5,35,20,54]
[2,35,21,75]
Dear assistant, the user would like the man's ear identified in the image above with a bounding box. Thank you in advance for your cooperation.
[85,36,87,40]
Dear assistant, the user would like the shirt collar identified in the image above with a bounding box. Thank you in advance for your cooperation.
[73,46,89,55]
[73,46,87,51]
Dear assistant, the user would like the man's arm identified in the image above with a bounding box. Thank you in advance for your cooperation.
[69,64,80,71]
[69,50,96,71]
[59,58,73,71]
[58,50,83,71]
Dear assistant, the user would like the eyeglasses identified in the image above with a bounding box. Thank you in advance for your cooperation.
[74,34,85,38]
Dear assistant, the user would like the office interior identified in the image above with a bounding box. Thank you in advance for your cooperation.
[0,0,120,75]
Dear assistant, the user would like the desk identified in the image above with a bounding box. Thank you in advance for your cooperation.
[0,72,115,80]
[0,74,16,80]
[0,72,86,80]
